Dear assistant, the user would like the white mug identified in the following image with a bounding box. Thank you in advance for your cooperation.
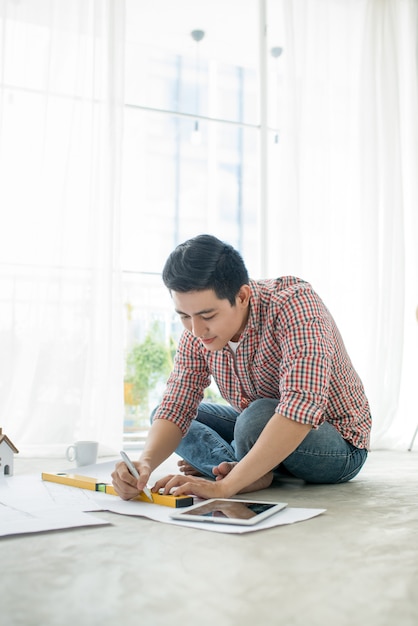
[66,440,98,467]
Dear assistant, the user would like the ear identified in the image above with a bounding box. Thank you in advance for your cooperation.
[236,284,251,307]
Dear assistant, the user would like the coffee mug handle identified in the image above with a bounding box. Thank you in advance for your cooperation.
[66,445,77,462]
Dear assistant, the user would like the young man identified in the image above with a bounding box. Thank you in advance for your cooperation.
[112,234,371,500]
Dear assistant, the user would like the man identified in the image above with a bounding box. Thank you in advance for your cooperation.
[112,234,371,500]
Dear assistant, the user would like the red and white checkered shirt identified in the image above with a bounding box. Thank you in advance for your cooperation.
[154,277,371,449]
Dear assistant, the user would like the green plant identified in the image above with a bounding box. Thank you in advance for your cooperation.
[125,322,172,416]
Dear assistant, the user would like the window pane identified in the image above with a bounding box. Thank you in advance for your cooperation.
[125,0,259,125]
[121,109,260,275]
[122,0,261,438]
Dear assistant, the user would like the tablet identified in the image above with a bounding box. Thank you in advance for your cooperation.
[170,498,287,526]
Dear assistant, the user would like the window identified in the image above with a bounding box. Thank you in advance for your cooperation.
[121,0,262,437]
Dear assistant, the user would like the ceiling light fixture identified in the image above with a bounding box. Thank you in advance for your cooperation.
[190,29,205,146]
[270,46,283,144]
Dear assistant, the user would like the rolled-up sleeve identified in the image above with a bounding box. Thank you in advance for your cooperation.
[153,330,211,435]
[274,289,334,428]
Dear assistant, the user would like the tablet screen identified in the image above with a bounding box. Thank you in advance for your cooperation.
[170,498,287,525]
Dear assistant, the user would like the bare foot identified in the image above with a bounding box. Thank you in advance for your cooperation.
[177,459,205,477]
[212,461,238,479]
[213,461,274,493]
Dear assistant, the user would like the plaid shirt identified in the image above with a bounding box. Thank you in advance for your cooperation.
[154,277,371,449]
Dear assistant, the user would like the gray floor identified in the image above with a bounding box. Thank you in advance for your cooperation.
[1,450,417,626]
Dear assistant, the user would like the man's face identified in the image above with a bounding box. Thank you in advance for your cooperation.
[172,286,251,352]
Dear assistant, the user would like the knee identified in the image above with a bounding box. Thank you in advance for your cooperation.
[235,398,261,429]
[235,398,277,431]
[234,398,277,457]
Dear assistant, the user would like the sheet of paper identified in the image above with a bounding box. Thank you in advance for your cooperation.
[0,472,109,537]
[78,462,327,532]
[90,493,326,533]
[0,500,109,538]
[0,474,104,513]
[0,462,326,535]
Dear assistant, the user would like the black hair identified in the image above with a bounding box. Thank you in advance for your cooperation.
[162,234,250,305]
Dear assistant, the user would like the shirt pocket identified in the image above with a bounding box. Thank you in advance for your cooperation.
[249,355,282,398]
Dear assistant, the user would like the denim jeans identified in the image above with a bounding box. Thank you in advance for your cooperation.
[164,398,368,484]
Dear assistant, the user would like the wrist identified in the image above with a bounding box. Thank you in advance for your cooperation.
[138,455,152,473]
[216,475,240,499]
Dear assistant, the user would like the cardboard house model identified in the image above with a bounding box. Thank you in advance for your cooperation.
[0,428,19,476]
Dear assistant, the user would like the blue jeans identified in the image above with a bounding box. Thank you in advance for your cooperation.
[161,399,368,484]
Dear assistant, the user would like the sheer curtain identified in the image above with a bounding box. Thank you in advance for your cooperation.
[1,0,417,457]
[267,0,418,448]
[0,1,125,456]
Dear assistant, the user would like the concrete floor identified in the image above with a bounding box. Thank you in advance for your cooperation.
[1,450,417,626]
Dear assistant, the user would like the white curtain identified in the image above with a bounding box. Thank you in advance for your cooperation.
[267,0,418,449]
[0,0,125,456]
[1,0,417,456]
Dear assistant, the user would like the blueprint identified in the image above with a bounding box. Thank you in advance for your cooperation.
[0,461,326,536]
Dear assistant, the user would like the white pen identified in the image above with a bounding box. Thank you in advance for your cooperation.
[120,450,153,502]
